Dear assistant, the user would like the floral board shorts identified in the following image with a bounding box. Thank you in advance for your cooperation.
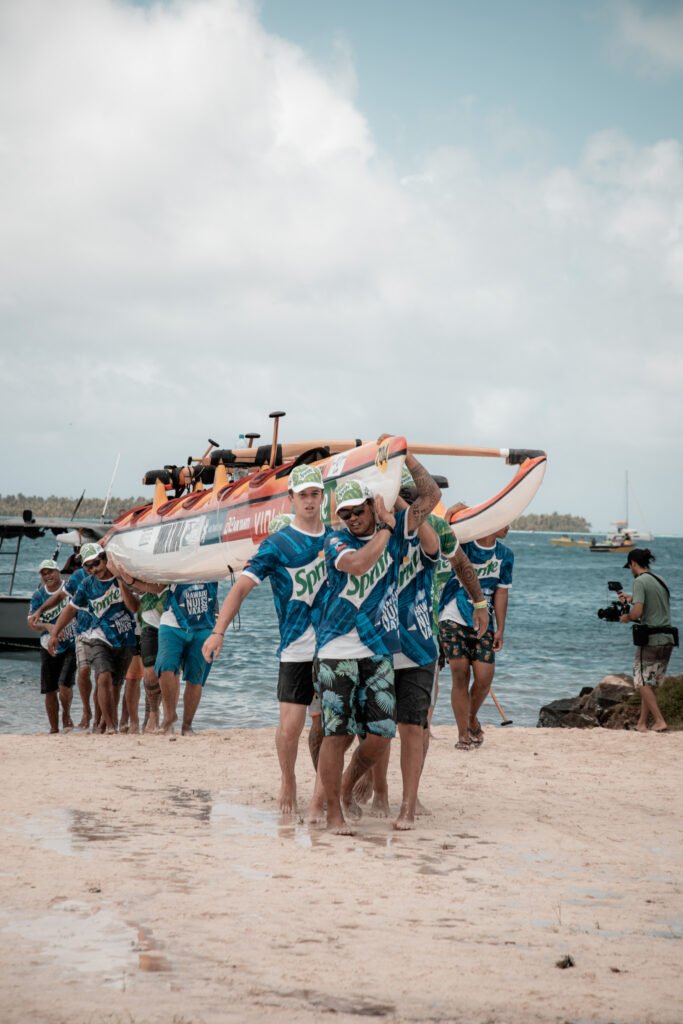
[632,644,673,689]
[316,656,396,738]
[438,621,495,664]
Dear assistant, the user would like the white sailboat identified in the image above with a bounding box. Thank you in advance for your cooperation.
[605,471,654,544]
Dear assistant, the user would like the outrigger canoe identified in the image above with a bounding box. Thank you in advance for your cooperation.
[104,424,547,584]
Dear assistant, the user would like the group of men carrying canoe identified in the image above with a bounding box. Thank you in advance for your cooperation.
[28,438,513,834]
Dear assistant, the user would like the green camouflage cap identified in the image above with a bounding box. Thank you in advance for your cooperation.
[288,464,324,493]
[80,542,105,563]
[38,559,60,572]
[335,478,373,511]
[268,513,295,534]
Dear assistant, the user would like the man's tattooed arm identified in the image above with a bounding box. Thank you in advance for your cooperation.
[405,455,441,530]
[451,547,484,603]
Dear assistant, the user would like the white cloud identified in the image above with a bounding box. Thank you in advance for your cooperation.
[613,0,683,71]
[0,0,682,532]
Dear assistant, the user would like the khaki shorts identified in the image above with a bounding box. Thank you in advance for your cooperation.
[633,645,673,688]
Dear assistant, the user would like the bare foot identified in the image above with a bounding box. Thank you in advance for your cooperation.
[160,715,177,735]
[120,723,130,734]
[181,724,195,736]
[415,798,432,817]
[342,794,363,821]
[328,816,356,836]
[331,823,356,836]
[652,724,669,733]
[49,727,59,734]
[393,814,416,831]
[106,725,117,735]
[352,773,373,806]
[636,725,649,733]
[368,792,390,818]
[279,780,297,815]
[307,801,326,825]
[144,713,158,734]
[77,717,91,730]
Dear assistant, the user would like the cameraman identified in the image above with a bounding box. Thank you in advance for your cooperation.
[619,548,675,733]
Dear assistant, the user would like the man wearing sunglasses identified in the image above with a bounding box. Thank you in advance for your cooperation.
[47,543,139,733]
[315,452,441,834]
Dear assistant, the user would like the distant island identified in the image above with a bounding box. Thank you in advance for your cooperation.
[0,494,147,519]
[0,495,591,534]
[511,513,591,532]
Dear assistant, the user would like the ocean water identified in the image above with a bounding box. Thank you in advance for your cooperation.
[1,531,681,734]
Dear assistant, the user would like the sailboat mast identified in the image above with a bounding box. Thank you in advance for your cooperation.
[625,470,629,528]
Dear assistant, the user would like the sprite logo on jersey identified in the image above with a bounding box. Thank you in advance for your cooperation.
[291,557,327,603]
[342,548,392,606]
[398,546,420,593]
[90,584,122,618]
[476,556,502,579]
[42,595,69,623]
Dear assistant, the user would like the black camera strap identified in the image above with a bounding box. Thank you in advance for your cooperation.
[642,570,670,600]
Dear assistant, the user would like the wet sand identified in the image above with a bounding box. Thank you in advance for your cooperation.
[0,725,681,1024]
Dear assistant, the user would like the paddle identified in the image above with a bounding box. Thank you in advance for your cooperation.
[489,688,513,726]
[202,438,545,468]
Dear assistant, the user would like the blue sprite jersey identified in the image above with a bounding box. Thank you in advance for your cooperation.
[439,539,513,629]
[316,508,412,657]
[30,585,76,653]
[64,568,95,635]
[162,583,218,632]
[397,534,439,666]
[242,525,330,658]
[70,575,137,648]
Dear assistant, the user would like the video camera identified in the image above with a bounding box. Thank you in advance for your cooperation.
[597,581,629,623]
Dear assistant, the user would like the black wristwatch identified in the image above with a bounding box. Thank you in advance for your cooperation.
[377,522,394,534]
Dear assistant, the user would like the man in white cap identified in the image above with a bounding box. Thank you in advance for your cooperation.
[315,451,441,834]
[203,464,330,814]
[47,543,139,733]
[28,560,77,732]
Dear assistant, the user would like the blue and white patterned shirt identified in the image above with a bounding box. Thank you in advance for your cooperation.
[242,525,330,661]
[395,533,439,668]
[160,582,219,632]
[439,539,513,630]
[317,509,413,659]
[70,575,137,648]
[30,584,76,653]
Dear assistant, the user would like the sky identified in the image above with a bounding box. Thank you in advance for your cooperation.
[1,0,682,533]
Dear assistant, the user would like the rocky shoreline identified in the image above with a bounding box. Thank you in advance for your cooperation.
[538,675,642,729]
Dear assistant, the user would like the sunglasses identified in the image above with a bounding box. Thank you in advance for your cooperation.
[338,502,369,521]
[85,556,104,568]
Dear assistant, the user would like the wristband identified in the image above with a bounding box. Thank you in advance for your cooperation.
[473,600,488,610]
[211,631,224,638]
[376,522,394,534]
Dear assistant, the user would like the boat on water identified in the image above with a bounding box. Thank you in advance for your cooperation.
[105,417,548,584]
[549,535,591,548]
[586,472,654,553]
[0,514,110,654]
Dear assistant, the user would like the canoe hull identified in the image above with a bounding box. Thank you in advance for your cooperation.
[105,438,408,583]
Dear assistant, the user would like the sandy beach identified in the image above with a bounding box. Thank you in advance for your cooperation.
[0,725,681,1024]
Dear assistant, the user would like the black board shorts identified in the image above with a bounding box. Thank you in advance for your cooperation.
[394,662,435,728]
[40,648,76,695]
[140,628,159,669]
[277,661,315,706]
